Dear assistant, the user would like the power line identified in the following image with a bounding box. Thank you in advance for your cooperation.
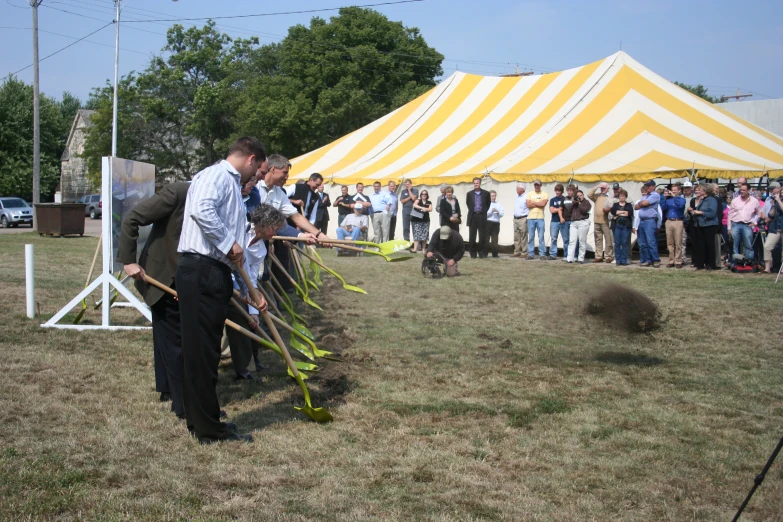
[4,21,113,80]
[0,25,149,55]
[40,3,166,36]
[120,0,425,23]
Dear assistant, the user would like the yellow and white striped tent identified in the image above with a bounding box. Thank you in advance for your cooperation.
[290,51,783,185]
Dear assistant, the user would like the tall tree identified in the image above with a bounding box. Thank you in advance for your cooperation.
[83,21,257,181]
[674,82,721,104]
[0,77,78,200]
[236,7,444,157]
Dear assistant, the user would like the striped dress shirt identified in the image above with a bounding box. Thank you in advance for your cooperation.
[177,159,245,267]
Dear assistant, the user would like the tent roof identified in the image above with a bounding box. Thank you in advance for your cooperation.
[289,51,783,185]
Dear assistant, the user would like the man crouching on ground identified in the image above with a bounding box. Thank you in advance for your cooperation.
[426,225,465,277]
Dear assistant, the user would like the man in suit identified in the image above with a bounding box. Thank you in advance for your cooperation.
[289,173,323,225]
[465,177,491,258]
[117,182,190,419]
[314,183,331,236]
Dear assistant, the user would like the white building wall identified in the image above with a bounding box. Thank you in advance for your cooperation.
[721,99,783,138]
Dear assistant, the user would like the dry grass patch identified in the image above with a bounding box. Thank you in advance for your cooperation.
[1,233,783,520]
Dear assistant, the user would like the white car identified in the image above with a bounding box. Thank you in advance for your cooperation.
[0,197,33,228]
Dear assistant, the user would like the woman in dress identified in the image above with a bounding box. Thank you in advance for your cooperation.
[439,186,461,232]
[410,190,432,253]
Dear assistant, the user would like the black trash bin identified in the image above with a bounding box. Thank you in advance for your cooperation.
[35,203,86,237]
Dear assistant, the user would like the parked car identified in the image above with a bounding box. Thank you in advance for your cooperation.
[77,194,102,219]
[0,197,34,228]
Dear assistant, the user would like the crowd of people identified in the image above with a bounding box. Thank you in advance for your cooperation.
[117,143,782,445]
[321,175,783,273]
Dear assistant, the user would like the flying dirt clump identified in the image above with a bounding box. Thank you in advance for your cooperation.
[585,282,661,333]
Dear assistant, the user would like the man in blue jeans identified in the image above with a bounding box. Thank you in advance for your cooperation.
[526,180,549,259]
[635,180,661,267]
[727,182,760,264]
[547,183,566,260]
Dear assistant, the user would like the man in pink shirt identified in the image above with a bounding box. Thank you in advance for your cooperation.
[727,183,760,263]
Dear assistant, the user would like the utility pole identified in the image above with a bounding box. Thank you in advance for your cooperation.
[30,0,43,231]
[111,0,121,157]
[720,89,753,103]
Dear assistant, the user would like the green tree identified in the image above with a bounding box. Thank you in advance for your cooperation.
[674,82,721,104]
[83,21,257,182]
[0,77,78,200]
[236,7,444,157]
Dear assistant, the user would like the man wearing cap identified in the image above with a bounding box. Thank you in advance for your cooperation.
[761,182,783,273]
[426,225,465,277]
[335,202,369,255]
[526,180,549,259]
[681,181,694,264]
[634,180,662,267]
[369,181,392,242]
[661,183,686,268]
[588,182,614,263]
[465,177,491,259]
[511,183,529,258]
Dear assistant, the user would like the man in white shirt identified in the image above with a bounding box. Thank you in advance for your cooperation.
[486,190,504,258]
[369,181,392,242]
[511,183,529,258]
[176,136,266,445]
[387,181,400,240]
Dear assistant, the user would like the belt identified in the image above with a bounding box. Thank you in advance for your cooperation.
[514,215,528,219]
[667,218,684,221]
[181,252,231,273]
[640,217,656,221]
[373,211,383,214]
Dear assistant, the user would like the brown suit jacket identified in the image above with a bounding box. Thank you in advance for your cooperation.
[116,182,190,306]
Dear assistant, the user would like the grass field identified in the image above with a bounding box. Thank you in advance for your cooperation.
[1,232,782,521]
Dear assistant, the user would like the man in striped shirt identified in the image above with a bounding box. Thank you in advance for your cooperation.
[176,136,267,445]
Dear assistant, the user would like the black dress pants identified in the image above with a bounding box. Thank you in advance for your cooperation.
[151,293,184,418]
[175,254,232,441]
[486,220,500,257]
[389,215,397,240]
[468,213,488,257]
[692,225,718,269]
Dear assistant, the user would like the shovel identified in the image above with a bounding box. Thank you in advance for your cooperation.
[290,246,319,293]
[264,311,341,361]
[232,293,316,362]
[261,283,315,341]
[333,243,414,262]
[229,298,318,377]
[289,244,367,294]
[235,265,333,423]
[268,253,323,310]
[273,236,411,255]
[267,275,309,328]
[307,246,324,286]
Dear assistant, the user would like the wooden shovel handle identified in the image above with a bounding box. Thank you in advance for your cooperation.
[236,265,300,379]
[267,252,298,285]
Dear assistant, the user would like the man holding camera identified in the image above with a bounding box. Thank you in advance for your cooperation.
[426,225,465,277]
[588,182,614,263]
[335,203,369,255]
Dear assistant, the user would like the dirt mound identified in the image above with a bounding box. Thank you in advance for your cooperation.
[585,283,661,333]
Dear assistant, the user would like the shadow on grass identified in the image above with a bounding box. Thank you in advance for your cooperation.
[594,351,665,367]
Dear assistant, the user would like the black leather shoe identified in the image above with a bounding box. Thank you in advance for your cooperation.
[236,371,259,382]
[219,410,227,419]
[225,422,238,433]
[199,432,253,445]
[159,392,171,402]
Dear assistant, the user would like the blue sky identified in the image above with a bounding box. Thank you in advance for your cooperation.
[1,0,781,104]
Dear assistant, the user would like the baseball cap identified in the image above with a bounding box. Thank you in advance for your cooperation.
[533,179,542,186]
[683,181,693,188]
[612,182,620,189]
[769,181,781,189]
[439,225,451,240]
[643,180,656,188]
[354,202,364,210]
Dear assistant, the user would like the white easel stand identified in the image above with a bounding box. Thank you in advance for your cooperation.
[42,157,151,330]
